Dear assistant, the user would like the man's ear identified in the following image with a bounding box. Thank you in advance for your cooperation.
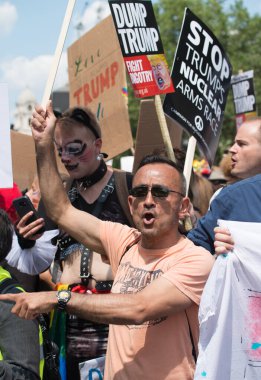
[128,195,134,216]
[178,197,190,219]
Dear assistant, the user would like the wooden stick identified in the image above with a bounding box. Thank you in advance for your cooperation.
[41,0,76,106]
[183,135,197,196]
[154,95,176,162]
[183,136,197,231]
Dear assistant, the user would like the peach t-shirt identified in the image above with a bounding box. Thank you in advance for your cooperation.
[100,222,214,380]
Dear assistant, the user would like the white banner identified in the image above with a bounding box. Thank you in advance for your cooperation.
[195,220,261,380]
[79,356,105,380]
[0,83,13,188]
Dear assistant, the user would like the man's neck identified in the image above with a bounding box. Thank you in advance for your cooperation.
[141,232,185,250]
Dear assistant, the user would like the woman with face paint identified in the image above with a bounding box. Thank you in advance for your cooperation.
[14,105,133,380]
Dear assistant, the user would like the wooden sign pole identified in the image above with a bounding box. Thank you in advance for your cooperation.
[41,0,76,106]
[154,95,176,163]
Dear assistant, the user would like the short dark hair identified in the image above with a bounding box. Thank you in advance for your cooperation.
[57,107,101,139]
[0,209,13,261]
[136,154,187,195]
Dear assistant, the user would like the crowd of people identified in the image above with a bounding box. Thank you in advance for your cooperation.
[0,99,260,379]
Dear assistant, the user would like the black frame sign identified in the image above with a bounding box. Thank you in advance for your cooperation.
[163,8,232,166]
[231,70,256,115]
[231,70,257,128]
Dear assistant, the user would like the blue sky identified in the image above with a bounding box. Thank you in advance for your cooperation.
[0,0,111,122]
[0,0,260,123]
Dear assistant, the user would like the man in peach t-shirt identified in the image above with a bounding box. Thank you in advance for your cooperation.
[1,101,214,380]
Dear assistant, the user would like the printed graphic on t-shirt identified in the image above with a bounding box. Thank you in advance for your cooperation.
[113,261,166,328]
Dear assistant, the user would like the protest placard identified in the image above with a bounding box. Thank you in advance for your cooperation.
[133,99,182,172]
[231,70,257,128]
[67,15,133,159]
[11,130,66,191]
[0,84,13,188]
[163,8,232,166]
[10,131,35,191]
[109,0,174,98]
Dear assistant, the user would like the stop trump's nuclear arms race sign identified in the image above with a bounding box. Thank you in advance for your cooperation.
[163,8,232,166]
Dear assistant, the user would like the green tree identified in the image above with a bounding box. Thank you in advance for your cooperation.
[123,0,261,165]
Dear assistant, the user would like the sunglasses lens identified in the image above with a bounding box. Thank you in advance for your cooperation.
[151,186,169,197]
[130,185,170,198]
[130,186,148,197]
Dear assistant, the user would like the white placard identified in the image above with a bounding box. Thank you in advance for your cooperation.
[79,356,105,380]
[0,83,13,188]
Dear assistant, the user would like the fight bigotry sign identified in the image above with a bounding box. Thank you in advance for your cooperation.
[231,70,257,128]
[163,8,232,166]
[109,0,174,98]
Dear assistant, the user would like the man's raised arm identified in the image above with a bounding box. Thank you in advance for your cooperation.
[31,100,104,254]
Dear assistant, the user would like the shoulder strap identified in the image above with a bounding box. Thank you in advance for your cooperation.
[113,169,134,227]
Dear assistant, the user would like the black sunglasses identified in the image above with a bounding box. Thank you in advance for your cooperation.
[129,185,184,198]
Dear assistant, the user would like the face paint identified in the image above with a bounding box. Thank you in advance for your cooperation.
[56,140,87,157]
[77,144,96,163]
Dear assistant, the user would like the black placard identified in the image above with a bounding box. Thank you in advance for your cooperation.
[163,8,232,166]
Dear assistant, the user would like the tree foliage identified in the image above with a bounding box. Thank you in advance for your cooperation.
[126,0,261,164]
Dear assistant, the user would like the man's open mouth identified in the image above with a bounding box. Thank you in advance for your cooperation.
[142,212,155,225]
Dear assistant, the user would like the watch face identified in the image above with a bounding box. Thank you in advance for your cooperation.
[59,290,70,301]
[57,289,71,310]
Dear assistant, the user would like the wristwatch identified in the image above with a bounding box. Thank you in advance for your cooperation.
[57,289,71,311]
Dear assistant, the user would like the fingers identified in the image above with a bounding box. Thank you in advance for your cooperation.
[31,101,56,140]
[214,226,230,234]
[0,292,56,320]
[214,227,234,256]
[17,213,45,240]
[214,241,234,255]
[0,294,34,319]
[31,106,47,131]
[10,295,35,320]
[0,293,16,302]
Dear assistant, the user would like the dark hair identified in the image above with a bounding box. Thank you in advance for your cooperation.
[0,209,13,261]
[136,154,187,195]
[57,107,101,139]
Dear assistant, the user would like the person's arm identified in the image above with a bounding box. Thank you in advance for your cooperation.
[187,189,233,254]
[0,275,194,323]
[0,301,40,380]
[31,101,104,256]
[187,213,217,253]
